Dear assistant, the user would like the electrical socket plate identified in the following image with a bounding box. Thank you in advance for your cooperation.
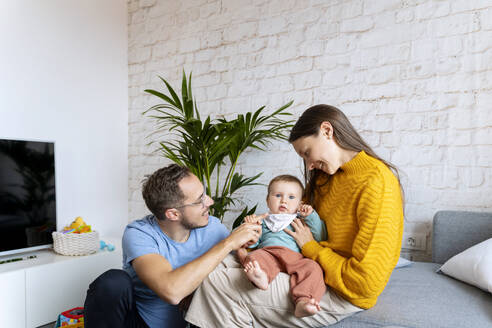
[402,232,426,250]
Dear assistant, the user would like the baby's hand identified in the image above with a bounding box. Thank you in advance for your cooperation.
[244,213,267,224]
[298,204,313,218]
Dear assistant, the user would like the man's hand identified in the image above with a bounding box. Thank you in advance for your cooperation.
[225,220,262,251]
[298,204,314,218]
[240,213,267,247]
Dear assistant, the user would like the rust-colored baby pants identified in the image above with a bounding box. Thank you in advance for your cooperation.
[242,245,326,304]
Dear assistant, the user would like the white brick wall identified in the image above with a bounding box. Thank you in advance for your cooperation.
[128,0,492,258]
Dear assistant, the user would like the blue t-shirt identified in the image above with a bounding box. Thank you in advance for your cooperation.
[122,215,229,328]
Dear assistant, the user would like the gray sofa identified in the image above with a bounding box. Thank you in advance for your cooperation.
[331,210,492,328]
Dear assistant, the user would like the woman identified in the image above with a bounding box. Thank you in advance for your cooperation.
[185,104,404,327]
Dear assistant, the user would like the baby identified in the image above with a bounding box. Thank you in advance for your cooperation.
[237,174,327,318]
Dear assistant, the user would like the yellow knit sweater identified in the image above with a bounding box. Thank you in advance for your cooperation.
[302,151,403,309]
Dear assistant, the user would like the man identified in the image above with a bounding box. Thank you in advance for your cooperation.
[84,164,261,327]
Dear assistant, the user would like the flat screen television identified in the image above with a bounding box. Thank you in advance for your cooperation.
[0,138,56,256]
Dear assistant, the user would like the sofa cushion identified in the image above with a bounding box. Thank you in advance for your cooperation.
[433,211,492,264]
[329,262,492,328]
[439,237,492,294]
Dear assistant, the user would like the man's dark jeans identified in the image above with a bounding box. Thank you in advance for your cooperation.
[84,269,148,328]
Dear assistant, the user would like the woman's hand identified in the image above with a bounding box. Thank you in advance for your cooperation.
[284,218,315,249]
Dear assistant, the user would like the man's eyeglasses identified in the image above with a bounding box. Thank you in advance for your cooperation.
[175,193,207,209]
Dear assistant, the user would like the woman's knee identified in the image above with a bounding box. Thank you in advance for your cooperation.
[201,268,247,297]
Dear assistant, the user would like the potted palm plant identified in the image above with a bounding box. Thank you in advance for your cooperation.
[143,71,294,227]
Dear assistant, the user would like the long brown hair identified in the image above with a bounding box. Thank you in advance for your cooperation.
[288,104,403,203]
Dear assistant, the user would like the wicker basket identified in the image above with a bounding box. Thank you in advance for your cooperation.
[52,231,99,256]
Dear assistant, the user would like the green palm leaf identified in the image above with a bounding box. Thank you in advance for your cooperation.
[232,205,258,229]
[143,71,294,222]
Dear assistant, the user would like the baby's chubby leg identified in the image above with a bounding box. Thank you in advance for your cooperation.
[237,248,271,290]
[236,247,249,264]
[237,247,284,291]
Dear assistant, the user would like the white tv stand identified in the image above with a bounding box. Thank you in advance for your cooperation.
[0,238,122,328]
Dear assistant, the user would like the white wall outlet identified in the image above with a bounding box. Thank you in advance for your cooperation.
[402,232,427,251]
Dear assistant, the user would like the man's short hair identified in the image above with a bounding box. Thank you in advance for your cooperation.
[267,174,304,195]
[142,164,191,221]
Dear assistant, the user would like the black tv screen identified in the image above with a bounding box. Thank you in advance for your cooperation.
[0,139,56,255]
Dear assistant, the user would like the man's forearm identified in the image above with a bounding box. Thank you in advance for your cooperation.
[158,237,235,304]
[144,222,260,304]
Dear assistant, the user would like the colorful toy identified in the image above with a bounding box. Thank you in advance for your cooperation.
[70,217,85,229]
[75,225,92,233]
[55,307,84,327]
[62,217,92,234]
[100,240,115,252]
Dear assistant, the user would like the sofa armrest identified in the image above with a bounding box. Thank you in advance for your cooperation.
[432,210,492,264]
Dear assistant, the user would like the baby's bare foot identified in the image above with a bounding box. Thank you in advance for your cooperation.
[294,297,321,318]
[244,260,269,290]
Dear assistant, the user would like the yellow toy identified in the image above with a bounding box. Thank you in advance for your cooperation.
[69,217,85,229]
[62,217,92,234]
